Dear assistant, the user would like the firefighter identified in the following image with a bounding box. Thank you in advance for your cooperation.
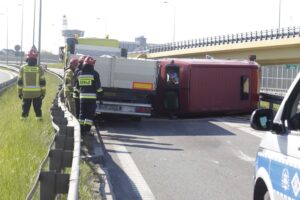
[17,48,46,120]
[75,56,103,135]
[73,55,86,118]
[64,58,79,116]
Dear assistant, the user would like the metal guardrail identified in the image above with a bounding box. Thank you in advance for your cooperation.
[26,70,80,200]
[129,26,300,54]
[260,92,284,109]
[0,65,19,94]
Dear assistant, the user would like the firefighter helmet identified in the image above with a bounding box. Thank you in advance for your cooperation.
[27,48,38,59]
[69,58,79,69]
[83,56,96,66]
[78,55,87,64]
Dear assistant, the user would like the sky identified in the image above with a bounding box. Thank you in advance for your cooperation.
[0,0,299,54]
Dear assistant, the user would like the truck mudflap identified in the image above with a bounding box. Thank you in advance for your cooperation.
[96,101,152,116]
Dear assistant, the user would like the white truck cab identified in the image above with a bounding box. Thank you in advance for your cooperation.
[251,71,300,200]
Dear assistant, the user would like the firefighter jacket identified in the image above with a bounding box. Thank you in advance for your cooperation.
[72,66,82,98]
[17,65,46,99]
[64,68,74,97]
[74,64,103,100]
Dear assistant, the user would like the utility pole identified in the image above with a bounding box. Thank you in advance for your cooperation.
[6,8,8,65]
[33,0,36,45]
[38,0,42,66]
[278,0,282,29]
[163,1,176,43]
[20,0,24,65]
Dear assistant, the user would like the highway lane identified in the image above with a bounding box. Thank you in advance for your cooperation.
[48,68,64,77]
[99,116,264,200]
[0,68,16,84]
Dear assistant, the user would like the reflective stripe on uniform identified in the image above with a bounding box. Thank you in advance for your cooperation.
[23,66,39,72]
[84,119,93,125]
[79,119,85,125]
[23,86,41,92]
[80,93,96,99]
[23,71,26,87]
[97,88,103,92]
[36,72,39,86]
[78,75,94,79]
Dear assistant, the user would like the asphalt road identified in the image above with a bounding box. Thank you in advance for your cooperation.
[99,116,264,200]
[0,69,16,84]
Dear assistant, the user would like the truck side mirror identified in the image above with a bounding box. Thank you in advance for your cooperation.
[250,108,274,131]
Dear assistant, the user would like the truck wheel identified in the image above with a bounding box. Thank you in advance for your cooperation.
[131,116,142,122]
[263,191,270,200]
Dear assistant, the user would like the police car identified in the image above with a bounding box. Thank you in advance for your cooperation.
[251,71,300,200]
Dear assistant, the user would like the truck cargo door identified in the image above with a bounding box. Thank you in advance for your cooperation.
[163,65,180,111]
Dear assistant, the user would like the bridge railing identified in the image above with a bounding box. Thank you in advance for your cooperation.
[134,26,300,54]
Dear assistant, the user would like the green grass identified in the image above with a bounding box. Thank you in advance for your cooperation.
[0,72,62,199]
[260,101,280,111]
[80,162,99,199]
[47,62,64,69]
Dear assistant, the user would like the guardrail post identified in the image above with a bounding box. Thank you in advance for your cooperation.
[40,172,56,200]
[40,171,70,200]
[293,27,296,37]
[271,29,274,39]
[49,149,73,172]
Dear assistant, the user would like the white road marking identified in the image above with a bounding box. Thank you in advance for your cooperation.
[0,69,16,81]
[235,150,255,162]
[214,118,264,139]
[112,141,156,200]
[210,160,220,165]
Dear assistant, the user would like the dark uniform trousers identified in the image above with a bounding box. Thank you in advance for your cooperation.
[79,99,96,132]
[22,97,42,117]
[75,98,80,118]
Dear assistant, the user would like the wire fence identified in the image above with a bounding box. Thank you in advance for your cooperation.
[261,64,300,96]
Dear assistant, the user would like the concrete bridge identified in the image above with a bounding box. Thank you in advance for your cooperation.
[129,26,300,65]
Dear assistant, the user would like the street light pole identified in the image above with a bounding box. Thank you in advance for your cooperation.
[6,8,8,65]
[163,1,176,43]
[19,0,24,65]
[96,17,107,38]
[33,0,36,45]
[278,0,281,29]
[38,0,42,66]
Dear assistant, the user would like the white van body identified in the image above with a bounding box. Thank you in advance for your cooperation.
[253,71,300,200]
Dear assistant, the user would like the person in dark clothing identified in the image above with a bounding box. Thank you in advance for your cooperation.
[73,55,87,118]
[74,56,103,135]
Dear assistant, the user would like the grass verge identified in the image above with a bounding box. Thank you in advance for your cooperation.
[0,72,62,199]
[47,62,64,69]
[80,162,100,199]
[259,101,280,111]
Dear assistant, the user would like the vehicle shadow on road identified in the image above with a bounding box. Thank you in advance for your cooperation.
[99,117,235,137]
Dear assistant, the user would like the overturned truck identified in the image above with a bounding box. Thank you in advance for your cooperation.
[66,38,158,119]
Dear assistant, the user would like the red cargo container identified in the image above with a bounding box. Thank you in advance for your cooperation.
[153,58,260,116]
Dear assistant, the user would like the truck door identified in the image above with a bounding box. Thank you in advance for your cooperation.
[163,65,180,113]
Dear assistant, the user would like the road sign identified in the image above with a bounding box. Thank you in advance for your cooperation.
[14,45,21,52]
[285,64,299,69]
